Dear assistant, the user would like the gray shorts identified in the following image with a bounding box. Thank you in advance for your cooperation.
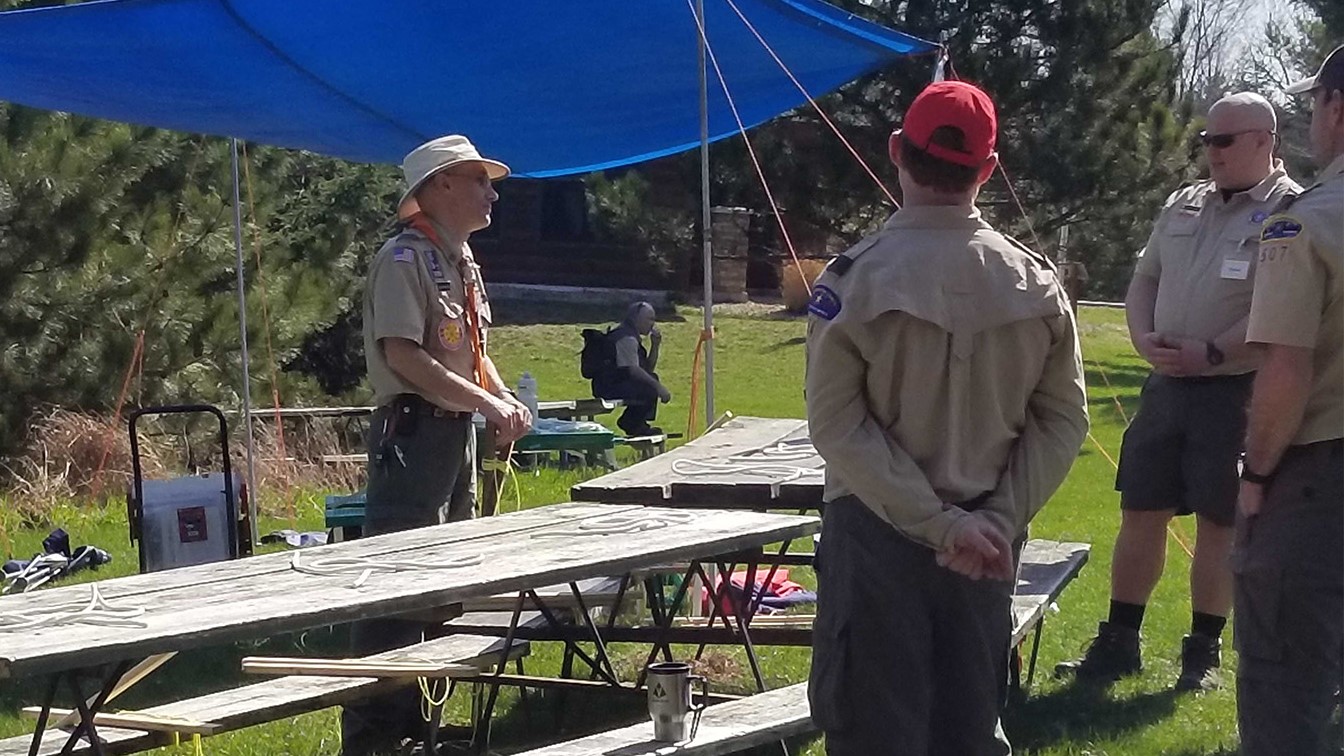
[1115,372,1253,527]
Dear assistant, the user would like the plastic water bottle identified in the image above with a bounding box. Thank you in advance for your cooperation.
[517,372,539,421]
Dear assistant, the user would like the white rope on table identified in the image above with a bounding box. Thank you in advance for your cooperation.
[530,510,699,539]
[0,585,147,632]
[670,441,824,491]
[290,550,484,589]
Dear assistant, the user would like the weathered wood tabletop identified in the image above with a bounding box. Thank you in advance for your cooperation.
[0,503,818,679]
[571,417,821,508]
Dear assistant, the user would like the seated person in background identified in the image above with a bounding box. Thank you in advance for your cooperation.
[593,301,672,436]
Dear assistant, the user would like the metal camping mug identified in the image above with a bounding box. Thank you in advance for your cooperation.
[646,661,708,742]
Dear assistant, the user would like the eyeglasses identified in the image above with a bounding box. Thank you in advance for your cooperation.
[1199,129,1271,148]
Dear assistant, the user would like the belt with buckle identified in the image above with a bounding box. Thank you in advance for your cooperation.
[388,394,473,421]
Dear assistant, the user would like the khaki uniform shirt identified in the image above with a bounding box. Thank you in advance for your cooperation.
[805,206,1089,551]
[1246,154,1344,445]
[1135,164,1301,376]
[363,221,493,410]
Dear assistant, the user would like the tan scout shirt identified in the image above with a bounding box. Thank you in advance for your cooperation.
[805,206,1089,550]
[1134,165,1301,375]
[363,222,492,409]
[1246,155,1344,445]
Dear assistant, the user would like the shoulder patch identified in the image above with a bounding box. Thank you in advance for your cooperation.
[1261,217,1302,242]
[392,246,416,263]
[807,284,842,321]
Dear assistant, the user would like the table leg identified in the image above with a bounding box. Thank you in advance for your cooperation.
[635,562,701,690]
[26,675,59,756]
[56,661,131,756]
[711,560,767,693]
[473,590,527,753]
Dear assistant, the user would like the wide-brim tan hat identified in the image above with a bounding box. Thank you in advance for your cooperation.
[398,135,510,211]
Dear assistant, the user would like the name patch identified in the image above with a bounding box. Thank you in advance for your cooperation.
[807,285,842,320]
[1220,259,1250,280]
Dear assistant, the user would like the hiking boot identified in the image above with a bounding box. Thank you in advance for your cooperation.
[1055,621,1142,683]
[1174,633,1222,692]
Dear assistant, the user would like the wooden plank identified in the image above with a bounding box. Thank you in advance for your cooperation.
[0,633,528,756]
[240,657,479,678]
[514,682,812,756]
[0,507,819,678]
[21,709,220,736]
[572,417,812,505]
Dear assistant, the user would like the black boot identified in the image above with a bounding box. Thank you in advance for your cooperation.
[1055,621,1142,683]
[1174,633,1222,692]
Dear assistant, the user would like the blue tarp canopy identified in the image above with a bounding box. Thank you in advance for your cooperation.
[0,0,935,176]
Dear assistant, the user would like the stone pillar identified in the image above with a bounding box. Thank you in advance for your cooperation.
[710,206,750,303]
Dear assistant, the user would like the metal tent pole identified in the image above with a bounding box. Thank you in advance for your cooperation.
[229,137,259,543]
[697,0,715,426]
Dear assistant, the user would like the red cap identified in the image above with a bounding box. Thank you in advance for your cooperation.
[902,81,997,167]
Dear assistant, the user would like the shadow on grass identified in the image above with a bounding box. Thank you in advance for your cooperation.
[1005,683,1181,751]
[767,336,807,351]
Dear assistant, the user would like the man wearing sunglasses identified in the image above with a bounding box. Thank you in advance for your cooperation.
[1058,93,1301,692]
[1235,43,1344,756]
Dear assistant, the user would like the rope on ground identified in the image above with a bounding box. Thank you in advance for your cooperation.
[530,511,698,539]
[290,550,484,589]
[0,585,147,632]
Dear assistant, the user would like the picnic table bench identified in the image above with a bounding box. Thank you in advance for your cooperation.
[0,633,529,756]
[513,681,812,756]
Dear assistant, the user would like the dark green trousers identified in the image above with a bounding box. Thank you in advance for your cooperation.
[1234,439,1344,756]
[341,408,476,755]
[810,498,1014,756]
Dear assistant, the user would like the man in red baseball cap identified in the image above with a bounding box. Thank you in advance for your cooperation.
[805,80,1087,754]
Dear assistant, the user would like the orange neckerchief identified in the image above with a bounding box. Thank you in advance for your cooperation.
[405,213,491,392]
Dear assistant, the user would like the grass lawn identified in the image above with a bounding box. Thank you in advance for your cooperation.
[0,305,1241,755]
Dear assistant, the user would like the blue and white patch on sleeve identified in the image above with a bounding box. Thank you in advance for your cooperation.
[392,247,416,263]
[807,284,842,320]
[1261,217,1302,241]
[1250,210,1267,224]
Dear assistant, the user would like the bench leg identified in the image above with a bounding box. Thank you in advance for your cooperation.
[1026,617,1046,690]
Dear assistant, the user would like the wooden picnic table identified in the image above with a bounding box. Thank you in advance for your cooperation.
[571,416,819,508]
[0,503,818,754]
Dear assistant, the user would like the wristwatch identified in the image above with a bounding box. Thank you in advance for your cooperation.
[1205,341,1225,366]
[1240,466,1275,485]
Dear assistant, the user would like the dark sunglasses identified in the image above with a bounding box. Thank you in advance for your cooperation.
[1199,129,1271,148]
